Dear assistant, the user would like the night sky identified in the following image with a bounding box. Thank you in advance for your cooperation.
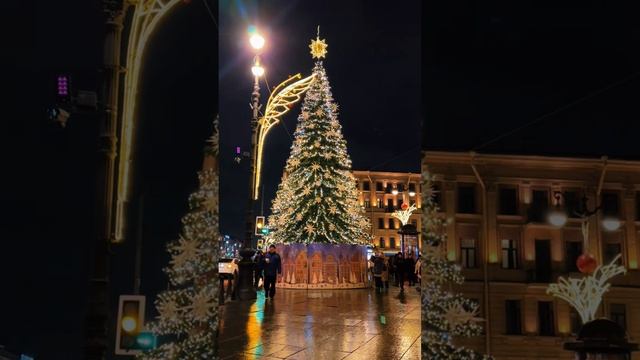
[424,1,640,158]
[219,0,421,239]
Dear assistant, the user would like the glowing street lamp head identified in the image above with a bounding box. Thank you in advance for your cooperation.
[251,64,265,77]
[548,209,568,228]
[250,33,265,50]
[602,217,621,231]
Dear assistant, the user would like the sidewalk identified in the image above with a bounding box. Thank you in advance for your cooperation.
[218,286,421,359]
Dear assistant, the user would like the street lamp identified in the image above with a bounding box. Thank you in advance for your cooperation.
[548,191,621,232]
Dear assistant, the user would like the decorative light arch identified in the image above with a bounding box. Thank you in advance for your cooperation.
[115,0,184,241]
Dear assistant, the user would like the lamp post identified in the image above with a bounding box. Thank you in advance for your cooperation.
[548,191,620,272]
[237,31,266,301]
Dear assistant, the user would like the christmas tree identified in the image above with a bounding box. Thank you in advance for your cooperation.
[266,32,370,245]
[139,118,220,360]
[421,170,491,360]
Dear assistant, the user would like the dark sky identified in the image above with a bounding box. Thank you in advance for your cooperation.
[424,1,640,158]
[219,0,422,239]
[4,0,217,358]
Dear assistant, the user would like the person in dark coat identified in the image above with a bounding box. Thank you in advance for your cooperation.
[263,244,282,300]
[406,254,416,286]
[394,252,406,291]
[253,250,265,288]
[372,253,385,292]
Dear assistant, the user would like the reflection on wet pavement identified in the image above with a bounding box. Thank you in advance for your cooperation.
[219,287,421,359]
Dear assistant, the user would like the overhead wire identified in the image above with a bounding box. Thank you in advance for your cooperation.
[472,71,640,151]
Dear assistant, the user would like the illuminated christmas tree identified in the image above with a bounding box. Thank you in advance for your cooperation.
[422,170,491,360]
[266,32,370,245]
[139,118,220,359]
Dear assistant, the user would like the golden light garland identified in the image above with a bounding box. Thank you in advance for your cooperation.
[547,253,626,324]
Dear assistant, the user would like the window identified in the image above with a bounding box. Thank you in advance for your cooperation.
[385,183,392,194]
[501,239,518,269]
[565,241,583,272]
[433,183,443,209]
[460,238,477,268]
[363,181,370,191]
[610,304,627,331]
[457,184,476,214]
[376,182,383,192]
[636,192,640,220]
[378,218,384,229]
[387,198,394,211]
[398,198,404,209]
[411,219,417,227]
[410,199,416,206]
[569,308,581,336]
[601,192,620,217]
[505,300,522,335]
[376,198,383,208]
[538,301,555,336]
[390,237,396,248]
[364,200,371,208]
[409,183,416,192]
[388,218,395,229]
[528,190,549,223]
[604,243,622,265]
[564,191,580,218]
[499,187,518,215]
[398,183,404,192]
[379,237,386,249]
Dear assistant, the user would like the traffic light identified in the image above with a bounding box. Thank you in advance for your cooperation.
[261,226,269,235]
[255,216,265,235]
[115,295,146,355]
[135,331,157,350]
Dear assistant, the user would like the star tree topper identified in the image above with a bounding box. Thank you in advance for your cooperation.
[309,26,328,59]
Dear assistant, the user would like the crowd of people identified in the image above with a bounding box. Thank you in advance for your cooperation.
[249,245,420,298]
[370,251,421,293]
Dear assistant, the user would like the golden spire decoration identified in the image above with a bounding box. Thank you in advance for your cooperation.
[309,25,328,59]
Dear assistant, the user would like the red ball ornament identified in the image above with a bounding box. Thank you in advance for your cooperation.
[401,203,409,210]
[577,253,598,274]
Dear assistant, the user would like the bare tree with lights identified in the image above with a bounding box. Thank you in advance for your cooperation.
[265,31,370,246]
[422,170,491,360]
[138,118,220,360]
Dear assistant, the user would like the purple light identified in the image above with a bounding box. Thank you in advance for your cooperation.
[57,75,68,96]
[236,146,241,154]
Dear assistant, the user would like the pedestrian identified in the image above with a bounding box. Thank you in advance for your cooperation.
[372,253,385,292]
[263,244,282,300]
[406,253,416,286]
[253,249,265,288]
[381,256,390,291]
[414,254,421,291]
[395,252,406,291]
[388,254,396,286]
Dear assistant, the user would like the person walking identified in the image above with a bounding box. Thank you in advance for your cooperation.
[406,254,416,287]
[263,244,282,300]
[372,253,385,292]
[388,254,396,286]
[253,249,265,289]
[394,252,406,291]
[414,254,422,292]
[381,256,390,291]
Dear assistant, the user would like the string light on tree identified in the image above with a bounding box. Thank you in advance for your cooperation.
[265,28,370,246]
[139,118,220,359]
[421,171,492,360]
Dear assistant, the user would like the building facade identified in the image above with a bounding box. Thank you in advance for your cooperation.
[353,170,422,256]
[424,151,640,360]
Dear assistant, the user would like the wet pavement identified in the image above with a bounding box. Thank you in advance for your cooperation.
[218,285,421,360]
